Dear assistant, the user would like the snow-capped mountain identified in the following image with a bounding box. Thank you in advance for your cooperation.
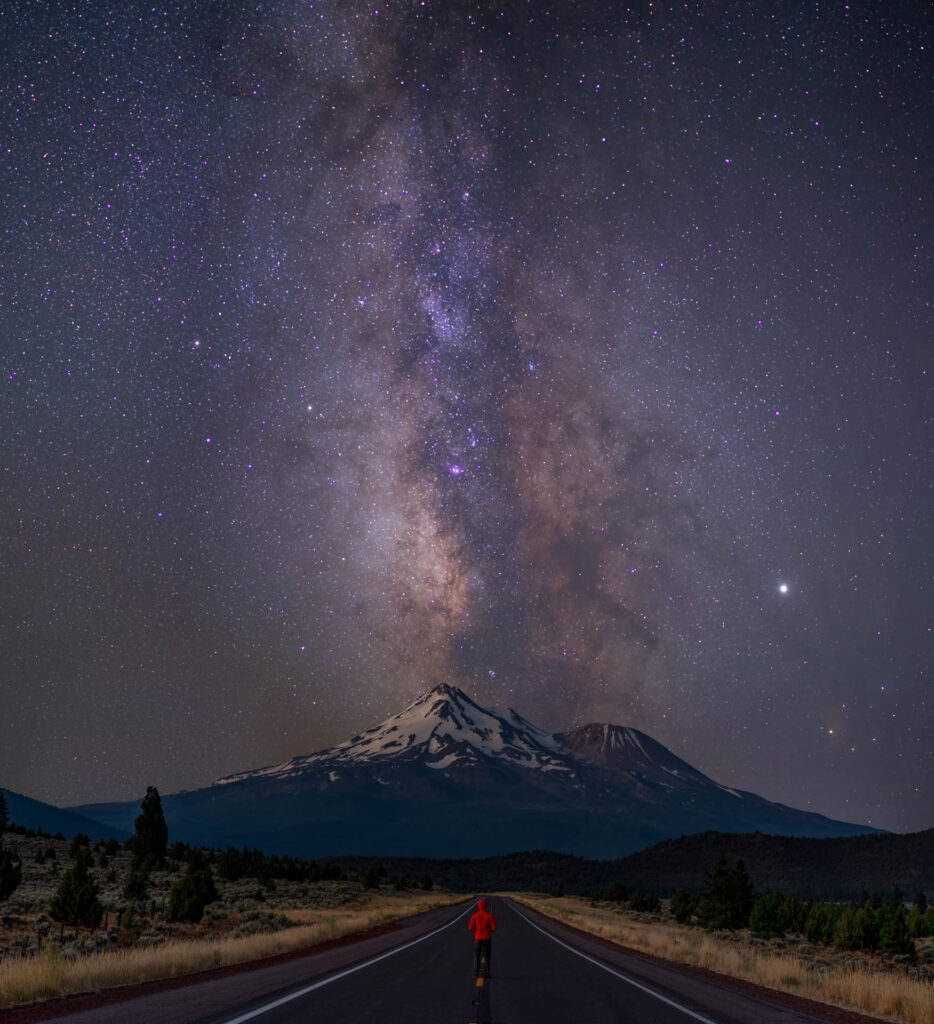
[215,684,576,784]
[74,684,880,859]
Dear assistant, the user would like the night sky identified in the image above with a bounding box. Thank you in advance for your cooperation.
[2,1,930,835]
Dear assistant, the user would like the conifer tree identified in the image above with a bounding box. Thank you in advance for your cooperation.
[877,903,915,958]
[750,889,787,939]
[696,854,755,931]
[167,849,218,923]
[0,790,22,901]
[130,787,168,868]
[48,848,102,937]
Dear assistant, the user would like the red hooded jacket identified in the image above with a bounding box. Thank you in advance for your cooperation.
[468,899,497,941]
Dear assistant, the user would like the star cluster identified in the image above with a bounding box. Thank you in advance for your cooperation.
[1,1,930,833]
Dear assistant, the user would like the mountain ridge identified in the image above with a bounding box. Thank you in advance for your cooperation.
[67,683,881,859]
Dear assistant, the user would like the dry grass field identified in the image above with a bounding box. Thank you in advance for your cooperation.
[3,832,933,1021]
[513,894,934,1024]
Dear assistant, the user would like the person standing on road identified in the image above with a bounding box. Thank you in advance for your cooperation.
[468,898,497,978]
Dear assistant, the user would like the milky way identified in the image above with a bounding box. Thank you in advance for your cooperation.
[1,1,930,833]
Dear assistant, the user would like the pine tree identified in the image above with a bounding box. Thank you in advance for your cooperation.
[48,848,102,936]
[130,787,168,868]
[0,845,22,900]
[750,890,788,939]
[805,901,840,944]
[167,849,218,923]
[0,790,22,901]
[877,903,915,959]
[832,904,878,951]
[696,855,755,931]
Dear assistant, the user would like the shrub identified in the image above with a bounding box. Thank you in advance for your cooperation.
[669,889,695,924]
[122,860,149,901]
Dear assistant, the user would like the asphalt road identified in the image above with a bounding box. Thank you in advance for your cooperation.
[39,898,850,1024]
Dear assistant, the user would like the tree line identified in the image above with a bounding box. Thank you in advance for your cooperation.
[589,853,933,960]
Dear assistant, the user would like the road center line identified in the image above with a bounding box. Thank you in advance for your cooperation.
[511,903,721,1024]
[220,903,473,1024]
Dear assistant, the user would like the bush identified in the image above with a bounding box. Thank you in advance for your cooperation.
[122,860,149,901]
[597,882,628,903]
[119,906,142,938]
[669,889,695,924]
[69,834,91,859]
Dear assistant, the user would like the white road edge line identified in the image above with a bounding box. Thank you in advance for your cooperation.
[220,903,474,1024]
[511,902,721,1024]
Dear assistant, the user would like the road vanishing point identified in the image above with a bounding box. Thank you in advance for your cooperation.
[30,898,849,1023]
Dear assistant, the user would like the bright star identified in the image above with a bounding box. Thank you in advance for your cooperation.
[779,583,789,594]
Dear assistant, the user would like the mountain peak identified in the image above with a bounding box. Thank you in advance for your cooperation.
[83,687,882,860]
[427,682,459,697]
[557,721,732,794]
[215,682,571,786]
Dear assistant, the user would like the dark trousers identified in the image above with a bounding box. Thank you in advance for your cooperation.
[473,937,491,976]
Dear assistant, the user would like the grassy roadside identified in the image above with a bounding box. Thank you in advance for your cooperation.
[0,890,464,1009]
[511,894,934,1024]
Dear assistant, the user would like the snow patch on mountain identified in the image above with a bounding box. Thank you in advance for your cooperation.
[215,683,575,785]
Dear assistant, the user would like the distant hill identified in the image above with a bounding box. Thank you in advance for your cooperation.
[328,828,934,900]
[1,787,129,841]
[607,828,934,899]
[71,684,880,859]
